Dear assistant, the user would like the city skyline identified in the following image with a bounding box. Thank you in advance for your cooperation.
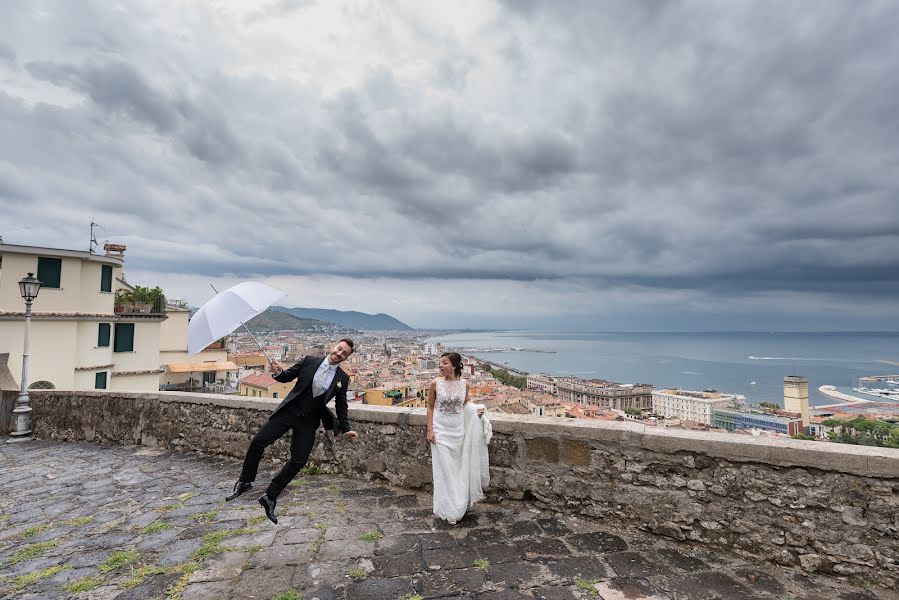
[2,1,898,330]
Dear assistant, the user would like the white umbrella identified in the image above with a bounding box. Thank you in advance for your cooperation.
[188,281,285,359]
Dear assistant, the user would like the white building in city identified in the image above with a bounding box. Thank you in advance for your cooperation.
[651,388,741,425]
[526,373,557,394]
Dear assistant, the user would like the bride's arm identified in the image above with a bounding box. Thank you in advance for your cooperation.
[426,380,437,444]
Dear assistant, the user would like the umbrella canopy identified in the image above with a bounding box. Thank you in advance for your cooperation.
[188,282,285,355]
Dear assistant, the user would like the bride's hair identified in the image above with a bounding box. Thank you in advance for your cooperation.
[441,352,463,377]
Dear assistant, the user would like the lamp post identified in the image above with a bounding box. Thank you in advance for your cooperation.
[9,273,41,443]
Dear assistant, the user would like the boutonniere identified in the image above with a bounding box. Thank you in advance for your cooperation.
[336,381,342,389]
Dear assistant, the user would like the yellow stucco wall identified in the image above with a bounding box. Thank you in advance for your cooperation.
[159,309,189,352]
[0,320,77,390]
[111,321,161,375]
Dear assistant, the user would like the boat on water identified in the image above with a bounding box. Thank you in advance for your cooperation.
[853,387,899,400]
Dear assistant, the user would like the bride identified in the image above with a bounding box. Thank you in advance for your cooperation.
[427,352,491,525]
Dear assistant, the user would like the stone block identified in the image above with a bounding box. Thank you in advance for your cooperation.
[593,578,667,600]
[365,459,386,473]
[561,438,591,466]
[526,437,560,463]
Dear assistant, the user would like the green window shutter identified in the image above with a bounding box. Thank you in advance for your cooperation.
[273,392,279,399]
[95,372,107,389]
[100,265,113,292]
[37,257,62,289]
[113,323,135,352]
[98,323,111,347]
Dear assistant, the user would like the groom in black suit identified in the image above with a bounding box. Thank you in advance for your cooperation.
[226,338,358,523]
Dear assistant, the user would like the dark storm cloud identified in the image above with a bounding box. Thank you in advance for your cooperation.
[1,0,898,328]
[26,60,179,131]
[0,42,15,64]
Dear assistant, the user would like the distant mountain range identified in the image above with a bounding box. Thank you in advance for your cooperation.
[245,309,330,332]
[272,306,413,331]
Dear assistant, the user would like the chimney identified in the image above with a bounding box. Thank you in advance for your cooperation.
[103,243,127,259]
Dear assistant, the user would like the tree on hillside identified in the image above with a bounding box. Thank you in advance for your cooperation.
[486,366,526,389]
[823,417,898,447]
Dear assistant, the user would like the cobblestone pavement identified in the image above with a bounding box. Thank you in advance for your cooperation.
[1,442,895,600]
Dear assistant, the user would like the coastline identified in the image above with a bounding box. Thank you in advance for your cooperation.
[817,385,872,409]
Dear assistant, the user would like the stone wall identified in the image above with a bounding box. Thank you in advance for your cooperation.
[0,391,15,436]
[0,353,19,436]
[25,389,899,590]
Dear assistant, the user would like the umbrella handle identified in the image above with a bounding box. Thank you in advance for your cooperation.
[239,320,274,364]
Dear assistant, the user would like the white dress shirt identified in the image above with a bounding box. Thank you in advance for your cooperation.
[312,358,338,397]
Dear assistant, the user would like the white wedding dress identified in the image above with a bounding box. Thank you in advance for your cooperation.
[431,377,491,522]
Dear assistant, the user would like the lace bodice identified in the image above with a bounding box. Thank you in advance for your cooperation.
[435,378,466,415]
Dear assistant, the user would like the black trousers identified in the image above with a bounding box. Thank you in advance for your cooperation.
[239,407,319,499]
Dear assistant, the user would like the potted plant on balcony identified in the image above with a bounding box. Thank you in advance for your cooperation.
[115,286,165,313]
[114,289,133,313]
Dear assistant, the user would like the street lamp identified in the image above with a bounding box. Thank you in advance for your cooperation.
[8,272,41,443]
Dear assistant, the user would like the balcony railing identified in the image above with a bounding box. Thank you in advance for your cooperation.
[115,294,167,315]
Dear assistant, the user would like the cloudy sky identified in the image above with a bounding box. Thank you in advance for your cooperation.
[2,1,898,330]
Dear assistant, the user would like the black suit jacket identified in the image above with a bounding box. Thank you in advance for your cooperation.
[271,355,351,435]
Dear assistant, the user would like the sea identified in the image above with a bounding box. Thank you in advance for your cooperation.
[426,331,899,408]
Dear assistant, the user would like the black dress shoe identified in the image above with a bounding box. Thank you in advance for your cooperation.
[258,494,278,524]
[225,481,252,501]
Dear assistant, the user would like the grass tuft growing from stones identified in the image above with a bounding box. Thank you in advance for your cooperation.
[248,514,268,526]
[141,521,172,534]
[19,523,52,538]
[398,594,423,600]
[311,539,324,554]
[271,590,302,600]
[158,491,200,514]
[574,578,600,597]
[8,540,58,564]
[345,567,366,579]
[190,510,219,523]
[120,564,172,589]
[100,549,140,573]
[359,531,383,543]
[300,463,322,476]
[474,558,490,570]
[326,483,343,494]
[164,561,201,600]
[64,575,103,594]
[65,516,95,527]
[11,565,69,590]
[192,528,257,560]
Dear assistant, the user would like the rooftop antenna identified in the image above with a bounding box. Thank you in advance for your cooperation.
[89,221,103,254]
